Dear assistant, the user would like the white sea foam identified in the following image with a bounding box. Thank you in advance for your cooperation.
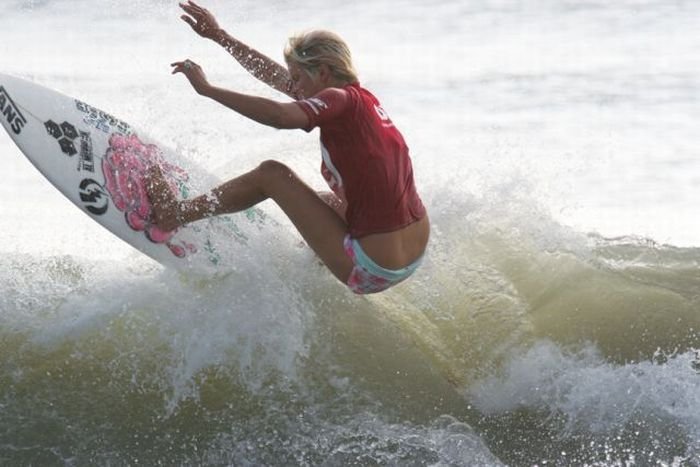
[469,341,700,459]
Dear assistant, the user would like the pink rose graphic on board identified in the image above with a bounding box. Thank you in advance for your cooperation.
[102,134,195,258]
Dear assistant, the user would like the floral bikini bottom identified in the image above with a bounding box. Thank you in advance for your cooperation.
[343,234,423,294]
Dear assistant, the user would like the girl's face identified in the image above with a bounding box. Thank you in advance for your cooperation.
[287,62,323,99]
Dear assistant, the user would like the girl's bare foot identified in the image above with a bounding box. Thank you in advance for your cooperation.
[146,165,181,231]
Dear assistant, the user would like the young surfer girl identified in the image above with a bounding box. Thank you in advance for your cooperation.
[148,0,429,294]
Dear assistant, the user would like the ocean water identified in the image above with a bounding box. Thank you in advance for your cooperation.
[1,0,700,465]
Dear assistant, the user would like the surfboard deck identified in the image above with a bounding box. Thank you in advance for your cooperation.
[0,73,264,272]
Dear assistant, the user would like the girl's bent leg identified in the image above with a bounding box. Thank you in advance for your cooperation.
[147,161,354,283]
[317,191,347,221]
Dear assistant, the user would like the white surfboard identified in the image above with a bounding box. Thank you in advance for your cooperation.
[0,73,265,271]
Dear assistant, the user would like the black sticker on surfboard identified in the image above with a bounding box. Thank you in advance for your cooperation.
[45,119,79,157]
[79,178,108,215]
[0,86,27,135]
[78,131,95,173]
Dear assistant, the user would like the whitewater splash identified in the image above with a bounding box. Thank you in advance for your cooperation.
[2,188,699,464]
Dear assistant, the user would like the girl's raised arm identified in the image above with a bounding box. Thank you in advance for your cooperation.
[179,1,295,98]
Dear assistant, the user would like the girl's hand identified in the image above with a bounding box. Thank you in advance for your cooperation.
[171,59,212,96]
[179,1,222,40]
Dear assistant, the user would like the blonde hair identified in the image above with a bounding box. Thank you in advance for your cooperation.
[284,30,359,84]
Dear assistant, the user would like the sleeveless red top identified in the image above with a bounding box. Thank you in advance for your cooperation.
[295,83,426,238]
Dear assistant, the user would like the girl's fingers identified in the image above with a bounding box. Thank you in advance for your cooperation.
[181,1,204,15]
[180,6,199,18]
[187,0,205,12]
[171,61,186,74]
[181,15,196,27]
[170,60,196,74]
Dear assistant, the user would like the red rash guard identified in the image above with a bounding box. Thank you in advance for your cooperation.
[295,83,426,238]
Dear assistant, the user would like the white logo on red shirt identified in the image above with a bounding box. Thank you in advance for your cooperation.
[305,97,329,115]
[374,104,395,128]
[321,142,343,192]
[374,104,390,121]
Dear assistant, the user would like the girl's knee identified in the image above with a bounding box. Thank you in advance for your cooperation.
[253,160,301,199]
[256,159,292,179]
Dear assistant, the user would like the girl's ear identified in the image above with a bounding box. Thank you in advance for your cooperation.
[318,64,332,83]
